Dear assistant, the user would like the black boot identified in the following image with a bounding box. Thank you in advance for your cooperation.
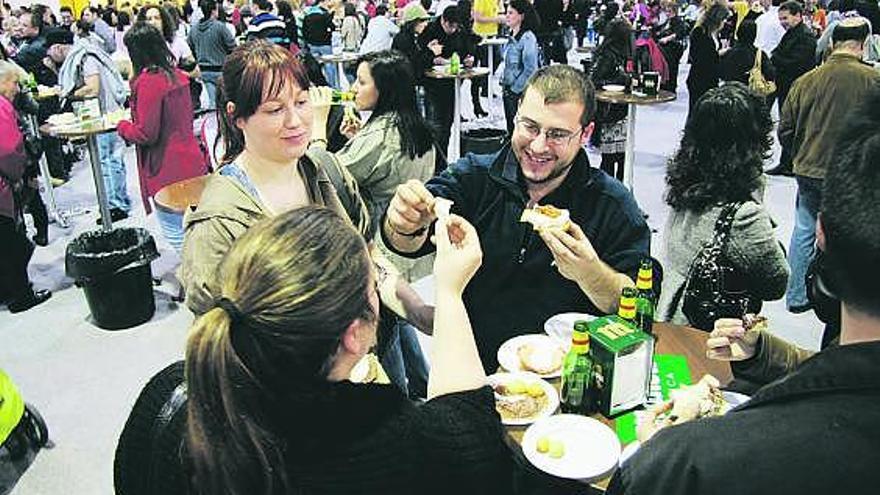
[8,289,52,313]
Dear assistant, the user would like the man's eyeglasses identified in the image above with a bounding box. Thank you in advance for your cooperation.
[515,116,582,147]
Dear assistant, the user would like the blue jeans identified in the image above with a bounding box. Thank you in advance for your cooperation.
[201,71,222,110]
[97,132,130,213]
[380,320,430,399]
[307,44,338,88]
[786,175,823,310]
[154,207,184,253]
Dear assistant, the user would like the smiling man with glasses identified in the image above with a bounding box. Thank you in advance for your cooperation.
[382,65,650,372]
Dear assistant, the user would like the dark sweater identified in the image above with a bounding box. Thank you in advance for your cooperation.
[114,362,513,495]
[187,18,236,69]
[720,42,775,84]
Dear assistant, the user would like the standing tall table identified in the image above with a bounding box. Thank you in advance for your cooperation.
[424,67,491,162]
[40,115,126,231]
[594,89,676,190]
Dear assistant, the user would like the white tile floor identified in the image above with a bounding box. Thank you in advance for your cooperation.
[0,54,822,495]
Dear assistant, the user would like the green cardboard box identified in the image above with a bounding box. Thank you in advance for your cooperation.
[587,316,655,417]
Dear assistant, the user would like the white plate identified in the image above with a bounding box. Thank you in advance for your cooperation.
[603,84,625,93]
[721,390,750,409]
[497,334,565,378]
[522,414,621,481]
[618,441,641,467]
[543,313,597,349]
[432,64,449,72]
[488,372,559,426]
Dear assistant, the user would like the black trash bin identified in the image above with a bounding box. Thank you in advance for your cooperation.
[66,228,160,330]
[461,128,507,156]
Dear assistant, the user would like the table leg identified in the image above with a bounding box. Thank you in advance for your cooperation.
[623,103,637,191]
[36,145,69,228]
[87,134,113,231]
[337,61,346,90]
[486,45,496,117]
[29,115,68,228]
[451,78,462,162]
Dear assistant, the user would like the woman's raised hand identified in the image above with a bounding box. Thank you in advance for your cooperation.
[309,86,334,129]
[433,214,483,297]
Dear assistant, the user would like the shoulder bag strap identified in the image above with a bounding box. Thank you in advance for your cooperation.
[711,201,744,249]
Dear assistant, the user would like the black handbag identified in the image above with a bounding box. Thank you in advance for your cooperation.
[681,202,751,331]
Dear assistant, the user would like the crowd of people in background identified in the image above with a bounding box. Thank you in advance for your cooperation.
[1,0,880,493]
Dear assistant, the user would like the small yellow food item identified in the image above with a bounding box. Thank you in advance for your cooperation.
[548,440,565,459]
[526,382,545,398]
[507,380,527,395]
[536,437,550,453]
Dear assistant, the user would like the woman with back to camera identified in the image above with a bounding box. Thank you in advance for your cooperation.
[116,22,208,251]
[658,83,788,325]
[590,17,633,181]
[501,0,540,135]
[116,206,512,494]
[686,2,729,111]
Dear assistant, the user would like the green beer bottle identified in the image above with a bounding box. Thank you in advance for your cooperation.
[634,259,655,335]
[560,321,594,415]
[331,89,355,105]
[617,286,638,325]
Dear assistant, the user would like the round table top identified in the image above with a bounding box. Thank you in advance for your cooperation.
[317,51,360,63]
[425,66,491,80]
[575,44,597,53]
[34,90,60,101]
[40,116,123,138]
[480,36,509,46]
[595,89,676,105]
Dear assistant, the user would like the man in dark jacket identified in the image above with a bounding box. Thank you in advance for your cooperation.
[419,5,475,157]
[607,85,880,495]
[188,0,236,110]
[302,0,336,86]
[383,65,650,371]
[767,0,815,176]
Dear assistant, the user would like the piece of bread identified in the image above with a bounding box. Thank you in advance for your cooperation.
[520,205,571,232]
[517,343,564,375]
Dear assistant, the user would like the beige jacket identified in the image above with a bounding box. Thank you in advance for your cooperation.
[179,151,370,315]
[333,113,436,282]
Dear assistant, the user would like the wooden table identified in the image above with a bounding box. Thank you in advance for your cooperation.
[317,51,360,90]
[505,322,731,490]
[40,114,127,231]
[594,89,676,191]
[425,67,491,162]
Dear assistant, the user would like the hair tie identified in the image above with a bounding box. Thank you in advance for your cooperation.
[215,297,244,324]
